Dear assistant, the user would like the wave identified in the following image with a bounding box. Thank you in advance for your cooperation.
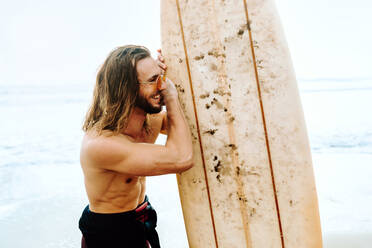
[310,133,372,153]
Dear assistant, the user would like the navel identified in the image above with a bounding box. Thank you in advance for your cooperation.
[126,178,133,184]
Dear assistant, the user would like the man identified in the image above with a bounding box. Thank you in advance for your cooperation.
[78,45,194,248]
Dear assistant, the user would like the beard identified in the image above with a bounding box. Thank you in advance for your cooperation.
[135,93,164,114]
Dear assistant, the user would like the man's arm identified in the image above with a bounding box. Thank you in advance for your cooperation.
[159,111,168,135]
[85,78,193,176]
[157,49,169,135]
[161,77,193,165]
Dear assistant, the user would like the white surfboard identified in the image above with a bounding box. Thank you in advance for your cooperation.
[160,0,323,247]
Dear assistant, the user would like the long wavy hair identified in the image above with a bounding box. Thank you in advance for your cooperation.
[83,45,151,134]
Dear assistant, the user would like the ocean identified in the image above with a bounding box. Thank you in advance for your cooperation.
[0,80,371,247]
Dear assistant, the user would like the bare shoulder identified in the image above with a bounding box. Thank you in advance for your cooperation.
[81,130,131,168]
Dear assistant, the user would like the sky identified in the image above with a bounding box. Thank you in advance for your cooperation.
[0,0,371,86]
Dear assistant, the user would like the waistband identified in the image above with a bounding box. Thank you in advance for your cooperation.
[84,195,150,220]
[79,195,157,234]
[135,195,149,213]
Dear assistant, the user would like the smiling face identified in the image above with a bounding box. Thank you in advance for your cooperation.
[135,57,164,114]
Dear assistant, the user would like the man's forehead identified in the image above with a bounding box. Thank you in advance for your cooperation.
[136,57,159,80]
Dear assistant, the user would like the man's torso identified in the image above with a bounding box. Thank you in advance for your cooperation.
[80,113,164,213]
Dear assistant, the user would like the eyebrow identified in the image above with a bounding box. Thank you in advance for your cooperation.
[146,73,159,82]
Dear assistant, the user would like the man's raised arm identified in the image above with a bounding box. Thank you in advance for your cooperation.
[86,78,193,176]
[161,78,193,168]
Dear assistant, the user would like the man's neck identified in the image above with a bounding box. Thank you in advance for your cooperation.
[122,107,146,139]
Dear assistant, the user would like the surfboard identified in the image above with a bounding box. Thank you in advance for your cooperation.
[160,0,323,247]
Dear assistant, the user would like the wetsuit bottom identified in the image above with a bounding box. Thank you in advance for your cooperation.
[79,196,160,248]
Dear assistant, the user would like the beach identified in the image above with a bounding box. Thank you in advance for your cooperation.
[0,79,371,247]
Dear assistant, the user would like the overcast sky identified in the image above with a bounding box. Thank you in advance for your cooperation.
[0,0,371,86]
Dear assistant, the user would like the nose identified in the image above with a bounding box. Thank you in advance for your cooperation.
[157,76,167,91]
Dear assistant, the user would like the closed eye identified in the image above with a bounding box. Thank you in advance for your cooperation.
[147,74,159,83]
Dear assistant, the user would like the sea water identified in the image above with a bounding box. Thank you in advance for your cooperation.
[0,80,371,247]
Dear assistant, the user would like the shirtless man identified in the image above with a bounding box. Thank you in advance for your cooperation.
[78,45,193,248]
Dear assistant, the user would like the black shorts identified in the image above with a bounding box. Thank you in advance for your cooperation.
[79,196,160,248]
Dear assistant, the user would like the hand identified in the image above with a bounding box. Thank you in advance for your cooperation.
[156,49,167,73]
[160,77,178,102]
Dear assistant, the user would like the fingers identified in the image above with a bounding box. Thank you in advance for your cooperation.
[157,55,165,63]
[156,61,166,72]
[156,48,167,71]
[158,62,167,71]
[157,49,164,62]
